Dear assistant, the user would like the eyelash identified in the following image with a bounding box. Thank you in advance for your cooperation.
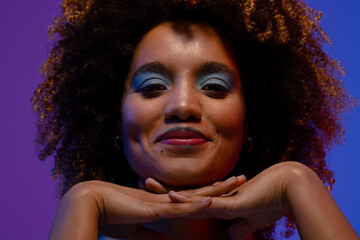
[134,76,233,98]
[199,78,233,98]
[201,84,230,98]
[135,78,169,98]
[139,84,167,97]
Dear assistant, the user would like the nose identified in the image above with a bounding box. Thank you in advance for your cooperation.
[164,79,201,122]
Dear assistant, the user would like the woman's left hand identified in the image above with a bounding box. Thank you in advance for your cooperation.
[144,161,359,240]
[198,162,290,239]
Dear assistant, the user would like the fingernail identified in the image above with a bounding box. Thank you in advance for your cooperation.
[200,196,211,203]
[146,178,159,186]
[169,190,178,195]
[170,190,180,194]
[237,175,246,181]
[146,177,155,182]
[226,176,236,182]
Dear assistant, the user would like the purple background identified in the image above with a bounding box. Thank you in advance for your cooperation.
[0,1,359,239]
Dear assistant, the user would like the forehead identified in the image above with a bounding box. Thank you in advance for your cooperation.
[158,21,220,40]
[130,21,239,72]
[136,21,226,48]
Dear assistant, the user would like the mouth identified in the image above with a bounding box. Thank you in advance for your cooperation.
[158,127,208,147]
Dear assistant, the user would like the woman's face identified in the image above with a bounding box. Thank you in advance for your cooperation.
[121,22,246,187]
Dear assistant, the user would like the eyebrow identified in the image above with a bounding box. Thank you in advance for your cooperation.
[131,62,169,79]
[197,62,237,80]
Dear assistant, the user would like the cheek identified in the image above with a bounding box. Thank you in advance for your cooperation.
[121,95,163,177]
[208,98,245,139]
[121,95,163,141]
[206,97,246,168]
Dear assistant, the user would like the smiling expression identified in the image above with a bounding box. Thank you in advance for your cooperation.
[121,22,246,187]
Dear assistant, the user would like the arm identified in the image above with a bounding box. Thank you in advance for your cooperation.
[48,178,244,240]
[157,162,359,239]
[48,184,100,240]
[286,162,358,239]
[47,181,212,240]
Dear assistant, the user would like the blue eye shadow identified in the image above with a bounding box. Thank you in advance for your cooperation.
[133,72,171,90]
[197,73,234,91]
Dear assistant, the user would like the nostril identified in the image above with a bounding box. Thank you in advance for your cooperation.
[164,91,202,121]
[165,114,201,123]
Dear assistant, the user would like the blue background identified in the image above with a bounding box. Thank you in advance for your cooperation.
[0,0,358,239]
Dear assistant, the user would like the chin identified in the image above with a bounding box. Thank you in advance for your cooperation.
[152,167,230,188]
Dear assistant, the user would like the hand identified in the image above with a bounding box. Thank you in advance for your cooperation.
[49,180,212,240]
[140,174,247,197]
[141,175,247,220]
[146,162,295,239]
[203,163,291,239]
[163,162,360,240]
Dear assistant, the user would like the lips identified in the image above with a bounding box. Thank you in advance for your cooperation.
[158,127,208,147]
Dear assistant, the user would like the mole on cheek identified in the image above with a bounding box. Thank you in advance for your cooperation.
[160,149,164,153]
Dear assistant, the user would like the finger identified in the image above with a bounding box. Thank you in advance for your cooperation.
[111,183,171,203]
[168,190,205,203]
[146,175,246,196]
[178,175,246,197]
[228,219,255,240]
[151,196,212,219]
[167,192,213,219]
[130,225,166,240]
[145,178,172,194]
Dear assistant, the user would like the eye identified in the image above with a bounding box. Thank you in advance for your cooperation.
[138,81,168,98]
[202,83,229,92]
[133,74,170,98]
[201,83,230,98]
[199,76,233,98]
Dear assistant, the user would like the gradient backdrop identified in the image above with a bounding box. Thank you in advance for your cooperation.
[0,0,359,239]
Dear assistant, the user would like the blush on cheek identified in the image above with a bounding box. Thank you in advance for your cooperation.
[210,107,245,138]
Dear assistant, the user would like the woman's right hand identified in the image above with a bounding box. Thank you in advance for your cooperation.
[48,178,244,240]
[48,180,209,240]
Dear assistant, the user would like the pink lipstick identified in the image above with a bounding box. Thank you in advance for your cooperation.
[159,127,208,147]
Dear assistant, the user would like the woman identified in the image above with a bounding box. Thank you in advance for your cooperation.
[32,0,358,239]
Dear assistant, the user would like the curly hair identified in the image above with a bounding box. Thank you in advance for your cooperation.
[31,0,354,238]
